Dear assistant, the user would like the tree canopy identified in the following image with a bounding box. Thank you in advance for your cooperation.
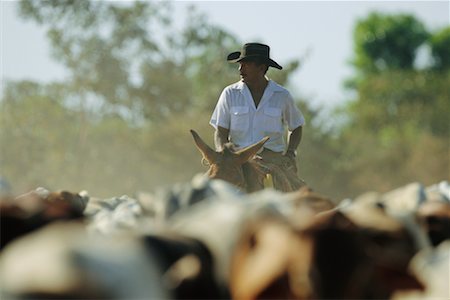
[17,0,300,122]
[352,12,429,73]
[337,12,449,194]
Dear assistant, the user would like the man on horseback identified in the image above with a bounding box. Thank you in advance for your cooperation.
[210,42,306,192]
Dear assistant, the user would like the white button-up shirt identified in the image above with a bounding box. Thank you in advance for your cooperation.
[210,80,305,152]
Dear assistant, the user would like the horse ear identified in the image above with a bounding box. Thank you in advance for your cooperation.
[236,136,269,164]
[190,130,219,164]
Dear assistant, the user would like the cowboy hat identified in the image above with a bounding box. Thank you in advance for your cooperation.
[227,43,283,70]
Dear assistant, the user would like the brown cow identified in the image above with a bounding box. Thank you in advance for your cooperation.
[416,200,450,247]
[0,222,169,299]
[229,190,424,300]
[1,189,87,250]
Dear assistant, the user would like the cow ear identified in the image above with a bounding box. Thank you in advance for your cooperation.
[236,136,269,164]
[190,130,219,164]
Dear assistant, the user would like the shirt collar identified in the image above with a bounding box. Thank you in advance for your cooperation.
[234,79,284,93]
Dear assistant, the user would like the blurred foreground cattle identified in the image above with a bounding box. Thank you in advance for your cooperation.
[0,222,168,299]
[1,188,87,250]
[1,179,449,299]
[227,188,425,300]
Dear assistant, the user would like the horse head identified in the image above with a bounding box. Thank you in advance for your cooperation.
[190,130,269,191]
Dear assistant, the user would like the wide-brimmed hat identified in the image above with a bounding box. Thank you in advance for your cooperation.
[227,43,283,70]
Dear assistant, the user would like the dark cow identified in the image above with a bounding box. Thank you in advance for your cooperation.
[1,188,87,250]
[0,222,169,299]
[416,200,450,247]
[143,233,229,299]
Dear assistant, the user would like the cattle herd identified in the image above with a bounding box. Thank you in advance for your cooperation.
[0,174,449,299]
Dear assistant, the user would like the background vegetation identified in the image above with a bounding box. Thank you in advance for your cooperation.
[1,1,448,200]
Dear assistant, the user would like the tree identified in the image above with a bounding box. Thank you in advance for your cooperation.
[337,12,449,194]
[1,81,85,191]
[352,12,429,74]
[429,27,450,71]
[19,1,288,122]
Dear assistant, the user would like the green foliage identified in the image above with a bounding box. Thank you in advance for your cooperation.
[0,80,205,196]
[17,1,251,123]
[352,12,429,73]
[19,0,173,120]
[346,70,449,137]
[1,81,86,191]
[339,12,449,195]
[429,27,450,71]
[337,69,449,196]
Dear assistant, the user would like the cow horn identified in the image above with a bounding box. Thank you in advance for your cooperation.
[236,136,270,164]
[190,130,219,164]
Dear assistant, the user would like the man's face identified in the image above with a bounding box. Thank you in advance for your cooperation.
[238,60,266,84]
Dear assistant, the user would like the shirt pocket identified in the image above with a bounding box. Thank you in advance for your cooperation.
[230,106,249,130]
[263,107,282,132]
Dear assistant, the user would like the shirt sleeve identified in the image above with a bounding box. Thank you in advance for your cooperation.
[210,88,231,129]
[283,91,305,131]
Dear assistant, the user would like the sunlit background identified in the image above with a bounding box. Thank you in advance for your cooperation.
[1,0,449,199]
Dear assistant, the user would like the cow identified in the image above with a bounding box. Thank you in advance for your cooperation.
[228,188,425,300]
[350,181,450,248]
[0,222,169,299]
[393,240,450,300]
[416,199,450,247]
[1,181,235,300]
[2,178,445,300]
[1,188,87,250]
[143,233,229,299]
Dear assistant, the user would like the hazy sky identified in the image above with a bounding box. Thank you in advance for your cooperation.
[1,1,449,109]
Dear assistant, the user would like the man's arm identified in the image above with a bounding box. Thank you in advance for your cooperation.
[285,126,302,158]
[214,126,230,151]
